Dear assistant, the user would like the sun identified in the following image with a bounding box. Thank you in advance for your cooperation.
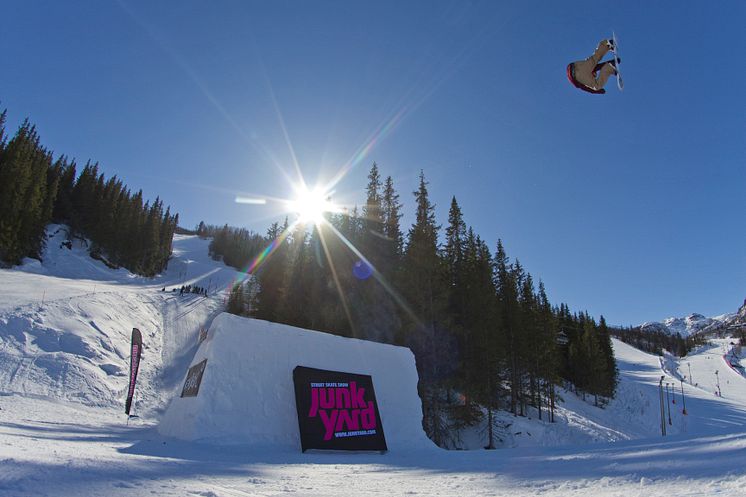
[288,185,337,224]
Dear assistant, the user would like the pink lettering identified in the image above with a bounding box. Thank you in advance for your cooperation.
[309,387,319,417]
[308,382,377,439]
[335,387,350,408]
[351,382,366,408]
[361,401,376,429]
[319,409,338,440]
[320,388,335,409]
[335,409,360,432]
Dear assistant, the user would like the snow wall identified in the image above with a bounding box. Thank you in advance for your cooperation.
[158,313,434,451]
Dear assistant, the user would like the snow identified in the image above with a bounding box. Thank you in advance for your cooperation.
[640,311,738,338]
[159,313,433,450]
[452,336,746,451]
[0,226,242,414]
[2,394,746,496]
[2,225,746,495]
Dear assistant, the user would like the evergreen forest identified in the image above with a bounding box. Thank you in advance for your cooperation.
[212,163,619,448]
[0,110,178,276]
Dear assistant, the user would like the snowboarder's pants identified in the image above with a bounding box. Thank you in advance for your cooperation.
[572,40,615,90]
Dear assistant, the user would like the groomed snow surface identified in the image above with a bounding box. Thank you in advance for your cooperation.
[2,227,746,496]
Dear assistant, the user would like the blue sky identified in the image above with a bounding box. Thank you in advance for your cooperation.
[2,1,744,326]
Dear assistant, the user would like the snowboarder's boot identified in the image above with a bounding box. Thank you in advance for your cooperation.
[593,58,620,76]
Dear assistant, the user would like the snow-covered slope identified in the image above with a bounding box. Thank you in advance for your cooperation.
[639,298,746,337]
[454,335,746,450]
[0,226,242,414]
[2,337,746,496]
[2,226,746,495]
[3,225,746,446]
[640,312,736,337]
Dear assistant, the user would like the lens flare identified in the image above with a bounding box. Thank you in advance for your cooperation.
[352,260,373,280]
[288,185,337,224]
[235,196,267,205]
[231,221,297,290]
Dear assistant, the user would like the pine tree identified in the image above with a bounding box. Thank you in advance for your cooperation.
[0,109,7,151]
[597,316,618,398]
[255,218,291,323]
[443,198,475,428]
[227,283,245,316]
[42,158,60,235]
[381,175,404,272]
[305,224,330,331]
[454,229,500,440]
[197,221,207,238]
[227,280,258,317]
[472,236,501,446]
[362,162,384,263]
[0,121,54,264]
[281,222,312,329]
[0,110,177,275]
[582,316,605,405]
[338,163,399,343]
[70,161,98,235]
[444,197,467,325]
[401,171,454,446]
[52,158,76,223]
[494,240,521,415]
[123,190,144,270]
[518,271,538,416]
[536,281,559,421]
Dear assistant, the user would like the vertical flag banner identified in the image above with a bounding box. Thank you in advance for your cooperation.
[125,328,143,416]
[293,366,388,452]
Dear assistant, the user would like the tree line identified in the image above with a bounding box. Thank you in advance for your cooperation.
[196,222,267,271]
[0,110,177,276]
[213,163,618,449]
[610,325,708,357]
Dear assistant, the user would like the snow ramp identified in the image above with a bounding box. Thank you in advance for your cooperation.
[158,313,434,451]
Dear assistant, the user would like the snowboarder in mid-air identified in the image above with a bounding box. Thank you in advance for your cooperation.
[567,38,622,94]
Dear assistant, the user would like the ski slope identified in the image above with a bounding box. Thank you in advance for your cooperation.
[1,227,746,496]
[2,378,745,497]
[0,226,242,415]
[452,336,746,450]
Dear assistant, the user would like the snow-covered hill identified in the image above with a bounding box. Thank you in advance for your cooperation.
[2,227,746,495]
[639,305,745,337]
[0,225,241,415]
[452,334,746,450]
[2,331,746,496]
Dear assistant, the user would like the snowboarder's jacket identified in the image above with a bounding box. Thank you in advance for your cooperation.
[566,63,605,94]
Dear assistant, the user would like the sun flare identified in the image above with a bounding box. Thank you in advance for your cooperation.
[288,186,337,224]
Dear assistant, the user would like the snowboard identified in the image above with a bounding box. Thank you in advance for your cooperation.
[611,31,624,91]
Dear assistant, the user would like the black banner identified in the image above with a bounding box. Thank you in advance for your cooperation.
[292,366,387,453]
[125,328,143,416]
[181,359,208,398]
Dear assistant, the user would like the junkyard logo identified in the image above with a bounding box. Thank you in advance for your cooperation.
[293,366,388,452]
[308,381,377,440]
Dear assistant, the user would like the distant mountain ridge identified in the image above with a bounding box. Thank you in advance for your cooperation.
[640,300,746,337]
